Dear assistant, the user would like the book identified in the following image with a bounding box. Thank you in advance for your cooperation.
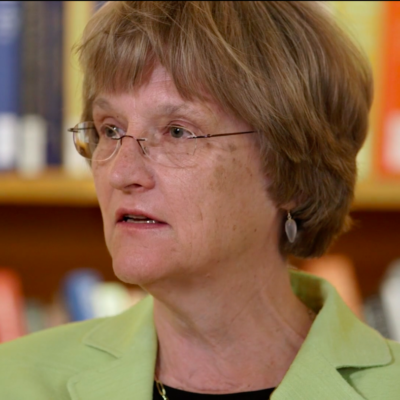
[0,268,26,343]
[17,1,64,176]
[62,1,94,178]
[380,259,400,341]
[43,1,64,167]
[0,264,147,336]
[0,1,22,172]
[364,293,392,340]
[378,2,400,177]
[62,268,103,321]
[17,1,47,177]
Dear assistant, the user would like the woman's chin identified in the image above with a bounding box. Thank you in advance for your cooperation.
[112,255,171,286]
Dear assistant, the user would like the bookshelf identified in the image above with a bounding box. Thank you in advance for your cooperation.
[1,170,400,209]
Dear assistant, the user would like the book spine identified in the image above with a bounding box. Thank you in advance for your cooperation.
[17,1,46,177]
[44,1,64,166]
[378,2,400,177]
[364,294,392,339]
[380,259,400,341]
[0,1,22,171]
[63,268,103,321]
[62,1,94,178]
[0,268,26,343]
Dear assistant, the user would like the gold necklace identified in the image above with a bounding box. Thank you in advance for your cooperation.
[155,378,169,400]
[307,307,316,322]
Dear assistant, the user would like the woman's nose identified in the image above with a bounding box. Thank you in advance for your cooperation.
[108,135,155,191]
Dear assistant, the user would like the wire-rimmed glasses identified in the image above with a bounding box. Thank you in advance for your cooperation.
[68,121,256,167]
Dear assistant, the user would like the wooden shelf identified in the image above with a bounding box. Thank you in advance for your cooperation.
[353,179,400,210]
[0,168,97,206]
[1,169,400,209]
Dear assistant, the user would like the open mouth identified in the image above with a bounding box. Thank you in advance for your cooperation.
[121,214,159,224]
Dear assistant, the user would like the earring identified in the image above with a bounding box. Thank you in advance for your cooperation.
[285,212,297,243]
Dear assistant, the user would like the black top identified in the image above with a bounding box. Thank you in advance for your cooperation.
[153,381,275,399]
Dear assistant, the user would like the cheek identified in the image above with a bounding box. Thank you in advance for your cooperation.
[92,166,113,243]
[205,151,274,236]
[93,168,106,210]
[178,153,260,241]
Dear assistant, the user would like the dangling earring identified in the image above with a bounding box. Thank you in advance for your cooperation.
[285,212,297,243]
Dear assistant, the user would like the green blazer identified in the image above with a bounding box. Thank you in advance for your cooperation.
[0,270,399,399]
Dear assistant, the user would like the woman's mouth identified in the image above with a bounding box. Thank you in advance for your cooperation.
[122,215,159,224]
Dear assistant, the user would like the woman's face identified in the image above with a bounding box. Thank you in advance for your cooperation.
[92,65,281,286]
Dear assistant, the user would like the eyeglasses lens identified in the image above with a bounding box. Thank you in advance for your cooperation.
[72,122,197,167]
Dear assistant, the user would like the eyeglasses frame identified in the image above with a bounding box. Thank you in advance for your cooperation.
[68,122,257,161]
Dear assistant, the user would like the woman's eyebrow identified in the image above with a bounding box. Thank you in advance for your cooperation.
[92,97,113,111]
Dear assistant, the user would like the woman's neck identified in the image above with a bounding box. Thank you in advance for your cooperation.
[148,257,313,394]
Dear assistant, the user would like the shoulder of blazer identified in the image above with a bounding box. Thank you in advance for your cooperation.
[271,270,399,400]
[0,295,157,400]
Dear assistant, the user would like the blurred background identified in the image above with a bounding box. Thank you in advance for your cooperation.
[0,1,400,342]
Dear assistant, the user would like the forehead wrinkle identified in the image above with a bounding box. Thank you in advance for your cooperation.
[153,102,211,118]
[92,94,220,129]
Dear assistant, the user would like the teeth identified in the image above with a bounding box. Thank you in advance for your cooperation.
[122,214,157,223]
[126,214,147,220]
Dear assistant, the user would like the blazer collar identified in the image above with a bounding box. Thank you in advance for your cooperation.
[67,271,392,400]
[271,270,392,400]
[67,295,157,400]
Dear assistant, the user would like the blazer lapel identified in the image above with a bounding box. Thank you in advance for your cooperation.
[272,271,392,400]
[271,352,366,400]
[67,296,157,400]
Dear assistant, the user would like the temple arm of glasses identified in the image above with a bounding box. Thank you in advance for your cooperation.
[67,127,91,132]
[67,127,256,138]
[190,131,256,139]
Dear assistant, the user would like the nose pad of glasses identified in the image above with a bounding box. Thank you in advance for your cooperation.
[118,135,147,157]
[136,138,148,156]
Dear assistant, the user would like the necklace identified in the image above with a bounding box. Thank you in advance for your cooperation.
[155,378,169,400]
[307,307,316,322]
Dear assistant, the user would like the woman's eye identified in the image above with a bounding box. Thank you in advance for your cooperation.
[168,126,193,139]
[101,125,123,139]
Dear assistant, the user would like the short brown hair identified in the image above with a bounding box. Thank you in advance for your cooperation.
[78,1,372,258]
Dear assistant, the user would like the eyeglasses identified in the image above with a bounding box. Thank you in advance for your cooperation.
[68,121,256,167]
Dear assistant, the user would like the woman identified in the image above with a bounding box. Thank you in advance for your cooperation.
[1,2,399,399]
